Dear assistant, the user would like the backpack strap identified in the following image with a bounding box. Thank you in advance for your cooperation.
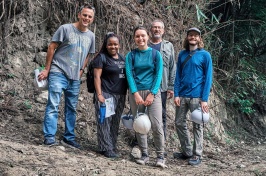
[181,50,197,70]
[131,49,136,66]
[131,49,136,78]
[151,48,157,64]
[118,53,125,60]
[99,53,106,65]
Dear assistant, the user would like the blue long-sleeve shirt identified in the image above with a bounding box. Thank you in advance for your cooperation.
[125,47,163,95]
[174,49,212,101]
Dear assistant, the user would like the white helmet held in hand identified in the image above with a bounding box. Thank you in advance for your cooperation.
[133,112,151,135]
[121,113,134,130]
[191,107,210,124]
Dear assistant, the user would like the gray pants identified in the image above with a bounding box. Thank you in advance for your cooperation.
[175,98,203,157]
[129,90,165,158]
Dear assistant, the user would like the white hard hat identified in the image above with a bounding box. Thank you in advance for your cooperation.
[191,107,210,124]
[133,112,151,135]
[121,113,134,130]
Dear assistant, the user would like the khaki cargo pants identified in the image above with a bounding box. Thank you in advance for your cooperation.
[175,97,203,157]
[129,90,165,158]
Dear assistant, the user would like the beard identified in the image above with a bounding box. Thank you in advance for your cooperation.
[152,34,162,39]
[188,40,198,46]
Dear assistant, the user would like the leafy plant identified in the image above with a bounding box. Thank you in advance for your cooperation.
[196,5,208,23]
[229,96,255,114]
[24,100,32,109]
[8,90,17,97]
[199,0,266,116]
[7,73,14,78]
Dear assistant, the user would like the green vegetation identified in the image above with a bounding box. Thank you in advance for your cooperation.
[24,100,32,109]
[196,0,266,115]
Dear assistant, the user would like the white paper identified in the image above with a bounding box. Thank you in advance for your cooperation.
[34,69,48,88]
[105,97,115,118]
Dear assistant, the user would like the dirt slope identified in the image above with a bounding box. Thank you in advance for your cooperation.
[0,84,266,175]
[0,129,266,175]
[1,0,266,175]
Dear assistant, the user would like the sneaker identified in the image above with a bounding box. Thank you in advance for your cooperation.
[43,138,56,146]
[188,155,201,166]
[61,138,81,149]
[164,151,168,157]
[173,152,192,160]
[136,153,149,165]
[103,150,119,158]
[156,157,167,168]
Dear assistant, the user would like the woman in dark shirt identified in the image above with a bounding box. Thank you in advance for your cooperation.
[93,32,127,158]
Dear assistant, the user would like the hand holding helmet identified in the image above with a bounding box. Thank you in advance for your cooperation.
[133,106,151,135]
[191,107,210,124]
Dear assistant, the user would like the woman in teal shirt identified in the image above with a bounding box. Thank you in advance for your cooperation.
[125,26,166,168]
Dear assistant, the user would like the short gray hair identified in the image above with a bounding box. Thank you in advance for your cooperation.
[151,19,165,29]
[79,3,95,14]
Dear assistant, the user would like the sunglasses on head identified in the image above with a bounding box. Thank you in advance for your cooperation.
[79,3,95,13]
[106,32,114,36]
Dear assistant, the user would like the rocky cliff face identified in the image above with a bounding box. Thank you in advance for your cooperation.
[1,1,266,175]
[0,0,226,141]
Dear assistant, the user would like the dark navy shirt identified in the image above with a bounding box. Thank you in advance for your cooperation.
[149,42,161,52]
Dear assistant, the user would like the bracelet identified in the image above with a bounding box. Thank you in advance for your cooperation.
[80,68,84,72]
[97,94,102,96]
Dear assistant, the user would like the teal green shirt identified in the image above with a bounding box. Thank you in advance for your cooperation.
[125,47,163,95]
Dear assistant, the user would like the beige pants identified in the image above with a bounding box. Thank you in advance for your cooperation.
[175,97,203,157]
[129,90,165,158]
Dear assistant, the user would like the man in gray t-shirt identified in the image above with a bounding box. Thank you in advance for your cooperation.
[49,24,95,80]
[38,3,95,148]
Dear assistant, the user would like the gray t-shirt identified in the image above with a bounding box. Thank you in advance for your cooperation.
[50,24,95,80]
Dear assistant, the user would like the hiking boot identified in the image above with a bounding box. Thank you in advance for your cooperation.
[188,155,201,166]
[61,138,81,149]
[156,157,167,168]
[43,138,56,146]
[173,152,192,160]
[103,150,119,158]
[136,153,149,165]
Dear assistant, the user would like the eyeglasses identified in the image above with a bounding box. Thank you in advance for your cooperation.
[152,26,163,30]
[106,32,114,37]
[79,3,95,13]
[105,32,119,41]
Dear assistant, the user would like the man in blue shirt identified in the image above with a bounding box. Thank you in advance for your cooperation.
[173,27,212,165]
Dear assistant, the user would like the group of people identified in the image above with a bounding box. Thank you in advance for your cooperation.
[37,3,212,168]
